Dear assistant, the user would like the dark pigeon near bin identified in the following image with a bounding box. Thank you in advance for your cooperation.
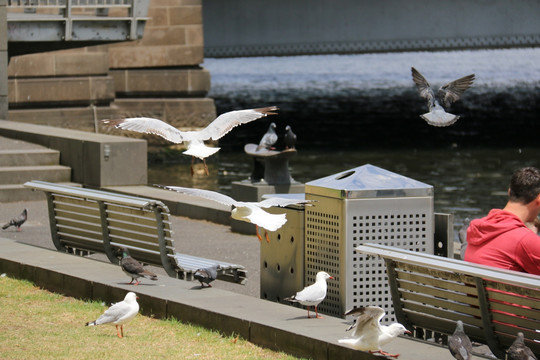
[449,320,473,360]
[2,208,27,231]
[284,125,297,149]
[506,332,538,360]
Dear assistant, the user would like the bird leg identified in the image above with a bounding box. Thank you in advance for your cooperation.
[190,157,195,177]
[315,305,323,319]
[264,230,270,243]
[203,159,209,176]
[306,306,311,318]
[116,325,123,338]
[255,225,263,242]
[134,279,140,286]
[370,350,400,358]
[128,279,134,285]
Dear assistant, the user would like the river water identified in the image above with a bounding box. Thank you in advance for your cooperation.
[148,49,540,240]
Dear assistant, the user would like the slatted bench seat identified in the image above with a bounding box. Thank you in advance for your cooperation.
[355,243,540,359]
[24,180,247,285]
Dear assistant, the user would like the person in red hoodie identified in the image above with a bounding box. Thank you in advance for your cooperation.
[465,166,540,275]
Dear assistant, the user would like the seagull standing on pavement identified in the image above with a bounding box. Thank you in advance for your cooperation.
[194,264,220,288]
[338,305,411,358]
[103,106,278,176]
[2,208,27,231]
[506,332,538,360]
[411,67,475,127]
[85,292,139,338]
[256,122,278,151]
[119,247,158,285]
[284,271,333,318]
[449,320,473,360]
[155,185,314,242]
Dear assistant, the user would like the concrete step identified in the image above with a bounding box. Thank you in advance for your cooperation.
[0,165,71,185]
[0,182,80,202]
[0,149,60,167]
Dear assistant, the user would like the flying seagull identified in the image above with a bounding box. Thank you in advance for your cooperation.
[449,320,473,360]
[411,67,475,127]
[256,122,278,151]
[119,247,158,285]
[284,125,297,149]
[155,185,314,242]
[506,332,538,360]
[194,264,220,288]
[338,305,411,358]
[2,208,27,231]
[284,271,333,319]
[103,106,278,175]
[85,292,139,338]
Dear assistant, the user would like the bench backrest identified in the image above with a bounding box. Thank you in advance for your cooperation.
[355,243,540,359]
[25,180,178,277]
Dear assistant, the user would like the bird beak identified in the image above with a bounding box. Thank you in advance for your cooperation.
[329,276,335,280]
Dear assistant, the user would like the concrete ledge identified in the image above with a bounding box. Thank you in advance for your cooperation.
[0,237,458,360]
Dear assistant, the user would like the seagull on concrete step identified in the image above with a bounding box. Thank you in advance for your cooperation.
[2,208,27,231]
[256,122,278,151]
[103,106,278,176]
[449,320,473,360]
[85,292,139,338]
[284,271,333,319]
[194,264,220,288]
[119,247,158,285]
[338,305,410,358]
[506,332,538,360]
[155,185,314,242]
[411,67,475,127]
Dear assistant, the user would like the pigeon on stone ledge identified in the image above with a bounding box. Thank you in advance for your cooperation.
[284,125,297,149]
[119,247,158,285]
[194,264,220,288]
[449,320,473,360]
[256,122,278,151]
[2,208,27,231]
[506,332,538,360]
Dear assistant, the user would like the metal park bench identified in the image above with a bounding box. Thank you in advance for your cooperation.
[24,180,247,285]
[355,243,540,359]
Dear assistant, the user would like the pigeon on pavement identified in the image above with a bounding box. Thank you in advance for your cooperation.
[506,332,538,360]
[119,247,158,285]
[85,292,139,338]
[2,208,27,231]
[449,320,473,360]
[338,305,411,357]
[284,125,297,149]
[103,106,278,176]
[194,264,220,288]
[284,271,333,318]
[411,67,475,127]
[256,122,278,151]
[155,185,315,242]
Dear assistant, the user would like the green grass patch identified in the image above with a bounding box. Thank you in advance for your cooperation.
[0,275,305,360]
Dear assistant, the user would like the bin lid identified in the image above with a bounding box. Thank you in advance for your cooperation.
[305,164,433,199]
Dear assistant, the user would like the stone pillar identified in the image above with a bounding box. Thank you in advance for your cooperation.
[0,0,7,120]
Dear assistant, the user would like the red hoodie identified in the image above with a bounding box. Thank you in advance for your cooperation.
[465,209,540,275]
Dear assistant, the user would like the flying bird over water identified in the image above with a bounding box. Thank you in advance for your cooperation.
[85,292,139,338]
[411,67,475,127]
[194,264,220,288]
[284,271,333,319]
[155,185,314,242]
[338,305,410,358]
[2,208,27,231]
[506,332,538,360]
[119,247,158,285]
[449,320,473,360]
[256,122,278,151]
[103,106,278,175]
[284,125,297,149]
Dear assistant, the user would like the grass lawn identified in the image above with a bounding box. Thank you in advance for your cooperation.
[0,274,305,360]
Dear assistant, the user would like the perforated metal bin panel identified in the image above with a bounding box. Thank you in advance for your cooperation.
[304,164,434,323]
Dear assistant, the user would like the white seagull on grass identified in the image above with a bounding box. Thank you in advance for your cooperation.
[103,106,278,176]
[156,185,314,242]
[411,67,475,127]
[85,292,139,338]
[284,271,333,319]
[338,305,410,358]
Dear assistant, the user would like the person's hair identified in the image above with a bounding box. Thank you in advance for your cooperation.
[508,167,540,204]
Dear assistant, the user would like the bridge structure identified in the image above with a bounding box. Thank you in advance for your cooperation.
[203,0,540,58]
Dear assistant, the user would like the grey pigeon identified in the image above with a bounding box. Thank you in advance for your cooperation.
[2,208,27,231]
[256,122,278,151]
[449,320,473,360]
[506,332,538,360]
[119,247,158,285]
[458,218,470,260]
[284,125,297,149]
[411,67,475,127]
[85,292,139,338]
[194,264,220,288]
[284,271,333,319]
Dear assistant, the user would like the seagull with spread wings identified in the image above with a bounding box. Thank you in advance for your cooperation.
[103,106,278,175]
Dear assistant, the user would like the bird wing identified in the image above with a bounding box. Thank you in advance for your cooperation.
[157,185,238,207]
[97,301,130,325]
[103,117,185,144]
[195,107,278,141]
[411,67,434,101]
[295,281,327,303]
[244,207,287,231]
[257,197,314,209]
[122,257,145,275]
[439,74,475,107]
[344,306,385,338]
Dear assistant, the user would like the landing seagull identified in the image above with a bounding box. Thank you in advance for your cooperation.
[449,320,473,360]
[338,305,411,358]
[155,185,314,242]
[411,67,475,127]
[85,292,139,338]
[103,106,278,175]
[284,271,333,318]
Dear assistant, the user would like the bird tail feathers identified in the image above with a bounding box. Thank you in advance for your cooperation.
[420,111,459,127]
[85,321,97,327]
[2,223,10,229]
